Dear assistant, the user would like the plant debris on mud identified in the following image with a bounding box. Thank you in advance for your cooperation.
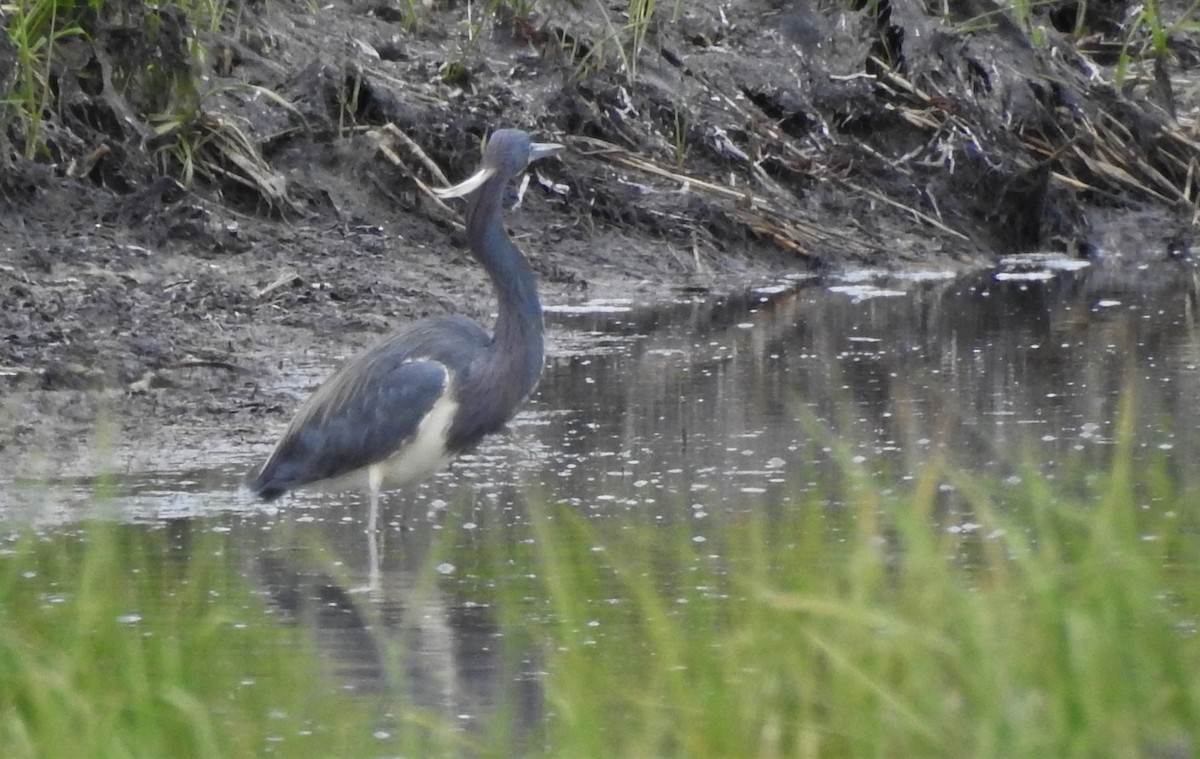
[1,0,1198,468]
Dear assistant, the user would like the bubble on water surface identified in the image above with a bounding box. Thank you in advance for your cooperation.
[544,300,634,314]
[828,285,906,300]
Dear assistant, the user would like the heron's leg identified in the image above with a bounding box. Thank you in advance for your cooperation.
[367,464,383,534]
[367,519,381,596]
[367,465,383,595]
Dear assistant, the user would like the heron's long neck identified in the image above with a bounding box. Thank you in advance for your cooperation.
[465,178,544,381]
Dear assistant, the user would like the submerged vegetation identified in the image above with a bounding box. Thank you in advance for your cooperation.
[3,401,1199,757]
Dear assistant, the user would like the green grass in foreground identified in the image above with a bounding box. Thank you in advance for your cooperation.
[3,409,1200,757]
[0,523,446,758]
[516,444,1200,758]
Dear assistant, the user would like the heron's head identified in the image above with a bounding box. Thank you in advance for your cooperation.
[435,129,564,200]
[483,129,564,176]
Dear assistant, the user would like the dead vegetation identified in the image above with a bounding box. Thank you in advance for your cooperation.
[4,0,1199,271]
[257,0,1200,262]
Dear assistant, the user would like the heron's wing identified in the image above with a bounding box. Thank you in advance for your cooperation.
[250,358,449,499]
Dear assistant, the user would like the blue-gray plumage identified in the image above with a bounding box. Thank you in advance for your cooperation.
[248,129,565,523]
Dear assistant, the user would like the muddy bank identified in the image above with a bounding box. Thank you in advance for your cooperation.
[1,0,1197,470]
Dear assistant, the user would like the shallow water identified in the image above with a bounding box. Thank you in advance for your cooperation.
[4,255,1199,740]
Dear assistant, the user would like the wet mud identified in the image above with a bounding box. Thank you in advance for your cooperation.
[1,0,1198,470]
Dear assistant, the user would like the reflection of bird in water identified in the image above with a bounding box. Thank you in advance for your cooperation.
[248,130,564,542]
[250,528,545,731]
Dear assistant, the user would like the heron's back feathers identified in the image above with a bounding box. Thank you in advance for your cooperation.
[249,316,489,498]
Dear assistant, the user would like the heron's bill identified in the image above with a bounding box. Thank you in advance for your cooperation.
[434,167,497,199]
[528,141,566,162]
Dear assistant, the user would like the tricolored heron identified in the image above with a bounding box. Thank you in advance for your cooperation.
[248,129,565,531]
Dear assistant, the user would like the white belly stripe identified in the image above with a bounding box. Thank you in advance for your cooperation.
[293,362,459,496]
[372,376,459,490]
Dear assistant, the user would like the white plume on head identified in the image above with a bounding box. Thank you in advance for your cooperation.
[434,167,497,199]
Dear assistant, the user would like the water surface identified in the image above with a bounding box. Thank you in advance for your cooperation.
[4,256,1199,741]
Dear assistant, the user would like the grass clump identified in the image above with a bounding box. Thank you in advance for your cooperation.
[2,0,98,158]
[517,438,1200,756]
[1111,0,1200,89]
[2,0,241,161]
[0,522,390,758]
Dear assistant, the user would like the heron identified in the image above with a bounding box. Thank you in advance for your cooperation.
[248,129,565,533]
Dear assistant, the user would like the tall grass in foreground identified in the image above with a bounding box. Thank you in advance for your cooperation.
[521,437,1200,755]
[0,522,455,758]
